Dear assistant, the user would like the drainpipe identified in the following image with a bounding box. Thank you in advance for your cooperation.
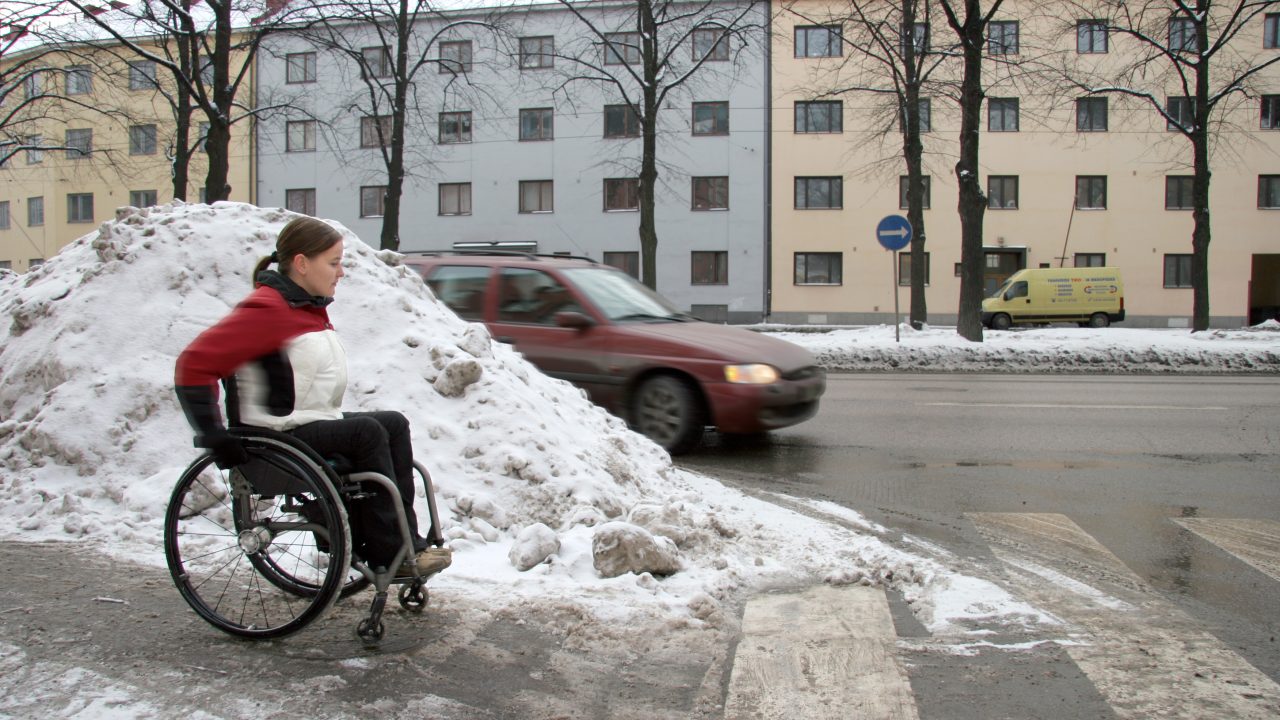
[762,0,773,321]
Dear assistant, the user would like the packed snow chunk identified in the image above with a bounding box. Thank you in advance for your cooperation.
[458,323,493,358]
[433,357,483,397]
[509,522,560,571]
[592,521,681,578]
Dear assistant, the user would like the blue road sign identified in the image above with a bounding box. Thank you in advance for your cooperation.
[876,215,913,251]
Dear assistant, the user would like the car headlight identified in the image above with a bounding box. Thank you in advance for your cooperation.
[724,364,780,384]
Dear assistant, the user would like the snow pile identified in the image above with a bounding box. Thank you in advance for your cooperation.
[0,201,1043,636]
[765,322,1280,373]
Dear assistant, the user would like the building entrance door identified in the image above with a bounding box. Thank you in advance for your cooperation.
[983,249,1026,296]
[1249,254,1280,325]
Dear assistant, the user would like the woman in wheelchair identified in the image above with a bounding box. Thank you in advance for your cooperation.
[174,216,451,580]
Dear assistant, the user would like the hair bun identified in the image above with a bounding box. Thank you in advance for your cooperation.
[269,251,280,263]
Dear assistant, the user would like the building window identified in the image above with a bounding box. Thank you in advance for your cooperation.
[362,46,392,78]
[65,128,92,158]
[67,193,94,223]
[286,188,316,215]
[1262,95,1280,130]
[129,190,157,208]
[65,65,92,95]
[603,178,640,211]
[898,252,930,286]
[440,40,472,73]
[604,32,642,65]
[693,26,729,61]
[899,175,931,210]
[796,25,842,58]
[25,136,42,165]
[519,108,553,141]
[795,101,842,133]
[519,180,554,213]
[604,104,640,137]
[1165,176,1194,210]
[1076,97,1108,132]
[286,52,316,83]
[988,175,1018,209]
[27,197,43,227]
[1075,253,1106,267]
[899,98,932,132]
[1267,14,1279,48]
[794,252,842,285]
[286,120,315,152]
[691,251,728,285]
[129,124,157,155]
[604,251,639,278]
[988,21,1019,54]
[360,186,386,217]
[361,115,393,148]
[1261,175,1280,208]
[128,60,157,90]
[0,201,8,230]
[1166,96,1193,131]
[438,111,472,144]
[901,22,929,55]
[0,261,8,270]
[22,71,41,99]
[520,36,554,69]
[1164,254,1193,288]
[199,187,208,203]
[1078,20,1108,53]
[197,122,210,153]
[692,101,729,135]
[1076,176,1107,209]
[28,259,44,269]
[795,177,843,209]
[988,97,1019,132]
[692,176,728,210]
[1169,16,1196,52]
[439,182,472,216]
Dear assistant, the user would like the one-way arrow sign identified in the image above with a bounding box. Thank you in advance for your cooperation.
[876,215,913,251]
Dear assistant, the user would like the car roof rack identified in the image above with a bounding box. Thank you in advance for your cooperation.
[401,249,598,264]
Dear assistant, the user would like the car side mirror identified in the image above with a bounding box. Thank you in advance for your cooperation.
[554,311,595,329]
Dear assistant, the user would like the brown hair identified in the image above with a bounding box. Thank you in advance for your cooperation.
[253,216,343,284]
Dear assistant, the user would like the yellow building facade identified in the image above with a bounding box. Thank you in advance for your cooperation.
[0,41,253,272]
[771,1,1280,327]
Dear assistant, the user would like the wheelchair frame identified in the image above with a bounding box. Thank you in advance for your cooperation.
[164,425,445,645]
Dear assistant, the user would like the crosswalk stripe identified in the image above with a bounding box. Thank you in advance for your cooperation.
[724,585,918,720]
[969,512,1280,719]
[1173,517,1280,582]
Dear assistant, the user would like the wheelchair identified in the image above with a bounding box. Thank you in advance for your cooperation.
[164,421,446,646]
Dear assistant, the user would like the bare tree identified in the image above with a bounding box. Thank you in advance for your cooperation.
[56,0,302,203]
[783,0,951,326]
[939,0,1007,341]
[0,2,92,166]
[1058,0,1280,332]
[291,0,502,251]
[544,0,764,290]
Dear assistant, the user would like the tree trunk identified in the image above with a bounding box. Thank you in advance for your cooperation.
[952,2,986,342]
[380,0,410,252]
[638,0,659,289]
[171,27,192,201]
[902,1,927,327]
[202,1,233,203]
[1190,1,1211,332]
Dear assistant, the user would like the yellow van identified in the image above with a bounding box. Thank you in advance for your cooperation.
[982,267,1125,329]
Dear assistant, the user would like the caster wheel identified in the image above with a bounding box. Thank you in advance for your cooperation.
[398,582,429,613]
[356,618,385,645]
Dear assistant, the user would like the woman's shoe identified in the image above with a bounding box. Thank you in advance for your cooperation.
[396,546,452,579]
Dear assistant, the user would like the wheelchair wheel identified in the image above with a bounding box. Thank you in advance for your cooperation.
[164,438,351,639]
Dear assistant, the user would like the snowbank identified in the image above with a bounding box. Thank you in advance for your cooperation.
[0,201,1051,637]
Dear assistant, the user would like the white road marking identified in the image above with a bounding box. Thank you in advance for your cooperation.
[921,402,1228,410]
[1174,517,1280,582]
[724,585,917,720]
[969,513,1280,719]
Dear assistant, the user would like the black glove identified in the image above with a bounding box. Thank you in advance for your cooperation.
[196,432,249,469]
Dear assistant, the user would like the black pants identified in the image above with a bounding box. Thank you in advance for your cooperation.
[290,411,423,567]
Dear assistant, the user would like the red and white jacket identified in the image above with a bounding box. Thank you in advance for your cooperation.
[175,271,347,434]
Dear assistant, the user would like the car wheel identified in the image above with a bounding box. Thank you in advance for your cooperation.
[1088,313,1110,328]
[991,313,1012,330]
[633,375,705,455]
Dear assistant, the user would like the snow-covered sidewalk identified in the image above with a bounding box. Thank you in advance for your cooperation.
[761,322,1280,374]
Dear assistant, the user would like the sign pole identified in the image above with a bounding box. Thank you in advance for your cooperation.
[875,214,913,344]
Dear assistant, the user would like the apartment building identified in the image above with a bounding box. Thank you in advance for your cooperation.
[254,1,770,322]
[0,36,254,273]
[770,2,1280,327]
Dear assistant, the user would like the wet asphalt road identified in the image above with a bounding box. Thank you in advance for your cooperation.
[678,373,1280,684]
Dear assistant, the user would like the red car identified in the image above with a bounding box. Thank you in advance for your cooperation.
[403,252,825,454]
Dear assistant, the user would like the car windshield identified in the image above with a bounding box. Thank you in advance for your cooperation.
[989,279,1013,299]
[562,267,688,322]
